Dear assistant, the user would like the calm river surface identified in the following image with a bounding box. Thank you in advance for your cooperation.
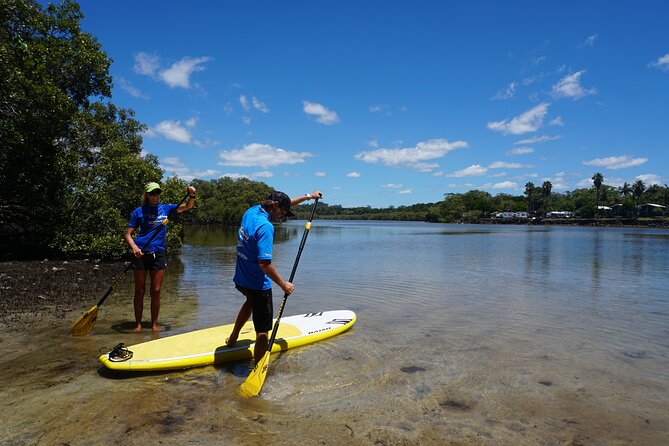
[2,221,668,445]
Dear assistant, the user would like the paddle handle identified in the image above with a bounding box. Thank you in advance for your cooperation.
[267,196,320,349]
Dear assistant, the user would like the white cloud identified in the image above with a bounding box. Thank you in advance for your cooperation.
[118,78,147,99]
[549,116,564,126]
[150,119,195,143]
[368,104,404,115]
[514,135,561,145]
[601,176,626,188]
[648,53,669,72]
[491,181,518,189]
[513,173,539,179]
[507,146,535,156]
[413,162,440,172]
[492,81,516,100]
[251,171,274,178]
[303,101,340,125]
[489,161,531,169]
[398,189,413,194]
[315,171,327,177]
[346,171,361,178]
[368,139,380,148]
[487,103,549,135]
[432,171,444,177]
[636,173,662,185]
[218,143,314,169]
[240,95,250,111]
[193,137,221,149]
[160,56,211,89]
[238,96,269,113]
[582,155,648,170]
[542,173,570,191]
[551,71,596,100]
[134,52,211,89]
[252,97,269,113]
[447,164,488,178]
[579,34,598,48]
[382,184,403,188]
[161,157,218,181]
[355,138,468,171]
[134,52,160,76]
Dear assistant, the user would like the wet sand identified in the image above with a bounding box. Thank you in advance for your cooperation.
[1,259,668,445]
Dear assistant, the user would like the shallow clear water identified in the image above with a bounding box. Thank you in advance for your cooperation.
[1,221,668,445]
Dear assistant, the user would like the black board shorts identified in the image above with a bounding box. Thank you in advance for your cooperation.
[130,251,167,270]
[235,284,273,333]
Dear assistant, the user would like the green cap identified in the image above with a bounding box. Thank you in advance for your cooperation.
[145,182,162,193]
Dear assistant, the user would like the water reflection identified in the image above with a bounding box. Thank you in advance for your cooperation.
[591,229,602,290]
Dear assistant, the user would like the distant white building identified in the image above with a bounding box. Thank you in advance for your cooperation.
[495,212,529,219]
[546,211,574,218]
[638,203,667,217]
[597,205,612,216]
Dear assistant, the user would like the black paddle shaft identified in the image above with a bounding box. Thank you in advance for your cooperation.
[266,196,320,350]
[95,193,190,307]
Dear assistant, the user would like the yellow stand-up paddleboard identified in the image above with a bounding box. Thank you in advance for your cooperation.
[99,310,356,372]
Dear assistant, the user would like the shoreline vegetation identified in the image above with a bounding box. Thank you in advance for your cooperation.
[310,214,669,228]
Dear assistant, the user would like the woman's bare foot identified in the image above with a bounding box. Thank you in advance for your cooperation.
[133,324,142,333]
[152,324,161,332]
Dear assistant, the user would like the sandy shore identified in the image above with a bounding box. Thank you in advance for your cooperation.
[0,259,122,331]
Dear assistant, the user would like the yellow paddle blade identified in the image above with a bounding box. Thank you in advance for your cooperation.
[237,351,271,398]
[70,305,99,336]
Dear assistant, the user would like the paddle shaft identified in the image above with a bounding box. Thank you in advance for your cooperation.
[95,193,190,307]
[266,197,320,351]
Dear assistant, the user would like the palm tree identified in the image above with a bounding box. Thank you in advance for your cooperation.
[632,179,645,216]
[592,172,604,218]
[525,182,535,213]
[541,181,552,213]
[619,182,631,199]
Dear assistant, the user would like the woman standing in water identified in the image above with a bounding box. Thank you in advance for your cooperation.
[124,182,197,332]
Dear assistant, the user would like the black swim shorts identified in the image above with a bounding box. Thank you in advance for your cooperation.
[130,251,167,270]
[235,284,273,333]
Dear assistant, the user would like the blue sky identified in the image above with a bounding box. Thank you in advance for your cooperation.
[77,0,669,207]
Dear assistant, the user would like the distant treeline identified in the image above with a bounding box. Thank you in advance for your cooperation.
[1,1,667,260]
[185,178,669,226]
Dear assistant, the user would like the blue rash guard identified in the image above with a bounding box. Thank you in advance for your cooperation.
[234,205,274,290]
[128,203,178,253]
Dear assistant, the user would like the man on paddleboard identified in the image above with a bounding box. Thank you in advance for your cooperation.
[226,190,321,364]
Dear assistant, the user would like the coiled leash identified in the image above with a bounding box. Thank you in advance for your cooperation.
[102,343,134,362]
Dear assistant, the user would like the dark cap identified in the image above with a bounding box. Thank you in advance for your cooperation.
[267,191,294,217]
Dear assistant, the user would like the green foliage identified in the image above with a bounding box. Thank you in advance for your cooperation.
[185,177,273,225]
[0,0,163,258]
[621,199,636,217]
